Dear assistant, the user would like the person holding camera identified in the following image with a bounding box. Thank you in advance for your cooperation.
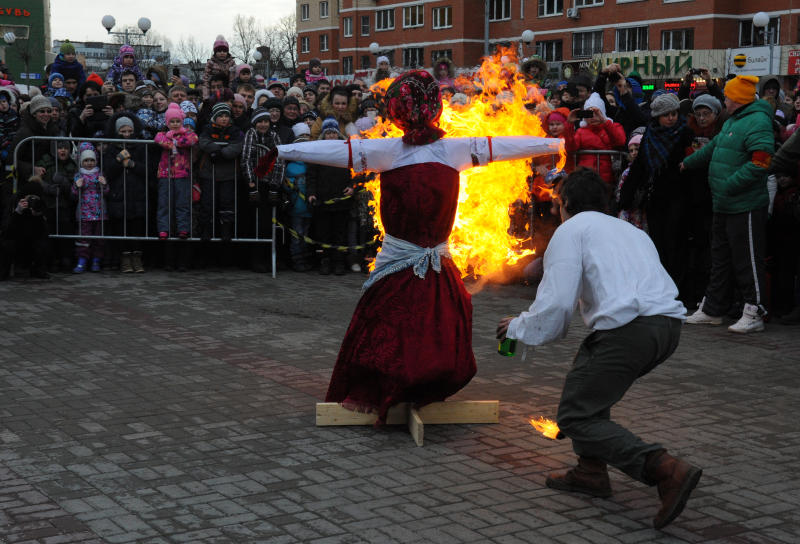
[678,67,724,104]
[0,181,50,280]
[565,92,626,186]
[593,63,649,136]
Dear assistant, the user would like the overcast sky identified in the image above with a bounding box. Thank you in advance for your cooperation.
[51,0,294,58]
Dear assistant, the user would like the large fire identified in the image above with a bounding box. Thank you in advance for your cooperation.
[361,47,565,278]
[530,416,561,440]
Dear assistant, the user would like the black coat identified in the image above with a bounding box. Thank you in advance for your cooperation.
[307,160,353,212]
[103,112,150,219]
[11,110,60,182]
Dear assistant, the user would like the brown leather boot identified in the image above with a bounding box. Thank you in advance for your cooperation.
[645,449,702,529]
[545,457,612,498]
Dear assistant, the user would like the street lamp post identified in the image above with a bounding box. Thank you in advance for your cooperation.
[253,46,271,81]
[3,31,31,88]
[520,29,534,60]
[752,11,775,75]
[101,15,152,68]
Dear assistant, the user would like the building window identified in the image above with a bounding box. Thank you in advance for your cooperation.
[432,7,452,29]
[343,17,353,37]
[661,28,693,50]
[489,0,511,21]
[403,47,424,68]
[361,15,370,36]
[537,40,562,62]
[538,0,563,16]
[576,0,603,6]
[403,5,424,28]
[431,49,453,65]
[376,9,395,31]
[320,34,329,51]
[572,30,603,58]
[739,17,780,46]
[301,3,310,21]
[361,55,371,69]
[319,1,329,18]
[616,26,648,52]
[300,36,310,54]
[343,56,353,74]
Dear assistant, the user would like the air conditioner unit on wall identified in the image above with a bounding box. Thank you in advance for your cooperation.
[567,7,580,19]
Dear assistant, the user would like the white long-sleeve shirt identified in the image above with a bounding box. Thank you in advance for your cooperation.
[275,136,563,173]
[507,211,686,346]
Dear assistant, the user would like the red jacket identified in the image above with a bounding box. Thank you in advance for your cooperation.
[566,120,626,184]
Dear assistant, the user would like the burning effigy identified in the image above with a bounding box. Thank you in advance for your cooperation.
[362,47,566,279]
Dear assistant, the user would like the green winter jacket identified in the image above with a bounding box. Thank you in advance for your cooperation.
[683,99,774,214]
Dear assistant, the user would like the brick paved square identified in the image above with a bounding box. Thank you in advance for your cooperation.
[0,271,798,542]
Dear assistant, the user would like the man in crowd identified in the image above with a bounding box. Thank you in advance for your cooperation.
[682,75,774,333]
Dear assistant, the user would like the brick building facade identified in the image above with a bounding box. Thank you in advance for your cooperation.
[297,0,800,83]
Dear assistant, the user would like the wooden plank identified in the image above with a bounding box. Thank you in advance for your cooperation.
[315,400,499,426]
[315,402,409,426]
[408,406,424,447]
[417,401,499,424]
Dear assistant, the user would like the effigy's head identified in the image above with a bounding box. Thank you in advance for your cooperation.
[384,70,446,145]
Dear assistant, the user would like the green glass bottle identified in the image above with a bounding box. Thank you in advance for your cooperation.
[498,338,517,356]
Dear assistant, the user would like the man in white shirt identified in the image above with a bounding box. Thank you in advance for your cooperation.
[497,168,702,530]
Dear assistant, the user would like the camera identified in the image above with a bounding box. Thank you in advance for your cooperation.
[577,110,595,119]
[173,67,180,77]
[24,194,44,214]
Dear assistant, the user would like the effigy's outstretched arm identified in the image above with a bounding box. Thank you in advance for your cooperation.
[261,138,403,174]
[442,136,564,172]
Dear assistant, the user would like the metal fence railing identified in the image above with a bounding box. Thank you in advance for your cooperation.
[12,135,281,277]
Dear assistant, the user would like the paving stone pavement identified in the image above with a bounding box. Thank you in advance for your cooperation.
[0,269,798,544]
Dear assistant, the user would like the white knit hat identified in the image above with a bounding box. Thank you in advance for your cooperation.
[292,122,311,138]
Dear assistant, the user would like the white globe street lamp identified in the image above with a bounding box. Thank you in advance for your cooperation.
[3,31,15,44]
[752,12,774,74]
[369,42,380,55]
[137,17,151,35]
[101,15,116,33]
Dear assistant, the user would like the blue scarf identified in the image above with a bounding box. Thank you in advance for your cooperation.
[612,78,644,110]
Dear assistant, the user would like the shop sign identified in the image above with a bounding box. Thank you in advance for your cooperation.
[726,46,780,76]
[592,51,694,77]
[787,50,800,75]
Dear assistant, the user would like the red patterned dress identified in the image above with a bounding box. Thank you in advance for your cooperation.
[325,162,475,421]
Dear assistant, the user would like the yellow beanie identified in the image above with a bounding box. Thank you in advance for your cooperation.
[724,75,759,104]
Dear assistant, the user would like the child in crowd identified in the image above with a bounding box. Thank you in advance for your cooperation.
[241,107,285,272]
[283,122,313,271]
[615,133,646,231]
[71,143,108,273]
[106,45,144,88]
[198,102,243,242]
[566,92,626,185]
[231,64,252,92]
[305,58,326,84]
[307,117,353,275]
[45,73,70,98]
[52,41,86,89]
[202,36,236,99]
[0,88,19,169]
[104,112,149,273]
[154,103,199,240]
[231,93,250,131]
[41,140,77,270]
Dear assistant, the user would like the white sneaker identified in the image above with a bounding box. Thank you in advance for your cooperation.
[685,308,723,325]
[728,304,765,334]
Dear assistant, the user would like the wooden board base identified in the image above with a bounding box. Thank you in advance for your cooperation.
[316,401,499,446]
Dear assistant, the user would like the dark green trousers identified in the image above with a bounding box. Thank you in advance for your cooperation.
[557,315,682,484]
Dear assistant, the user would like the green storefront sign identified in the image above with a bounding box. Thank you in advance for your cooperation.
[0,1,51,88]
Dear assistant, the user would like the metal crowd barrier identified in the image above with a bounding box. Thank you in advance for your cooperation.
[12,135,281,278]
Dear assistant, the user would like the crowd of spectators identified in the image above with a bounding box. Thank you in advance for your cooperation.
[0,40,797,330]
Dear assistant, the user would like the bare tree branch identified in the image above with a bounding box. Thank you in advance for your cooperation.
[230,14,260,65]
[175,35,208,64]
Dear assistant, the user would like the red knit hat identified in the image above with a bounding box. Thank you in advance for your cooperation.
[87,72,104,87]
[546,107,570,124]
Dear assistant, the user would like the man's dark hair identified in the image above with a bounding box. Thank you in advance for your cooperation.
[556,167,610,216]
[187,87,201,98]
[121,70,136,79]
[290,73,305,85]
[209,72,229,86]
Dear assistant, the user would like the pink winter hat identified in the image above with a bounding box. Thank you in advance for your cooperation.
[165,102,185,123]
[213,35,229,52]
[236,64,252,77]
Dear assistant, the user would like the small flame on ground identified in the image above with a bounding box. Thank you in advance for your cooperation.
[530,416,560,440]
[360,47,565,278]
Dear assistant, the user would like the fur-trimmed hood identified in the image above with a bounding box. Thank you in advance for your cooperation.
[432,57,456,79]
[317,93,359,124]
[0,87,16,106]
[146,65,169,88]
[522,57,548,77]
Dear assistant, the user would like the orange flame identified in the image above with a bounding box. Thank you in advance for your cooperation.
[529,416,560,440]
[360,47,565,278]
